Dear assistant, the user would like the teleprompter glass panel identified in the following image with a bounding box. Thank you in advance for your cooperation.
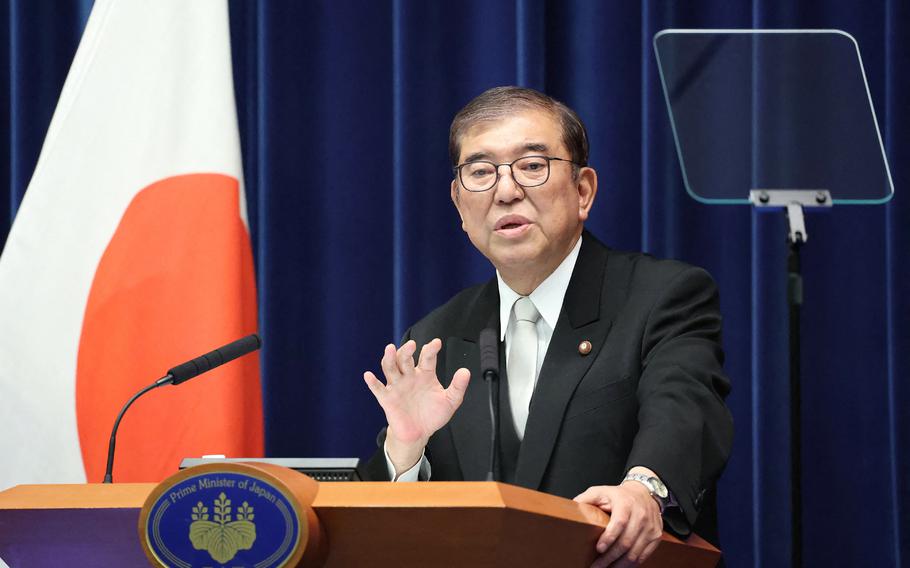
[653,30,894,205]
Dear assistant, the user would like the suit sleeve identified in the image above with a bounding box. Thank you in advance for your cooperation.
[624,266,733,533]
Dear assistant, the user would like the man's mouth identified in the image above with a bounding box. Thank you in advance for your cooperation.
[494,215,532,236]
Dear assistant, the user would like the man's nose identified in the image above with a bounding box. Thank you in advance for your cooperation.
[493,164,524,202]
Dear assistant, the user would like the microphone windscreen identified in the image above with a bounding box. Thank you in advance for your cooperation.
[168,333,261,385]
[479,327,499,378]
[219,333,261,361]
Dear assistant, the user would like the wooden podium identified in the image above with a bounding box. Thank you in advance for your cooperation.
[0,477,720,567]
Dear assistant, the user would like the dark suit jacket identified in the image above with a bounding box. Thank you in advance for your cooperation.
[365,231,733,541]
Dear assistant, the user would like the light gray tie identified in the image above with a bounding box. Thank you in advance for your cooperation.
[508,296,540,440]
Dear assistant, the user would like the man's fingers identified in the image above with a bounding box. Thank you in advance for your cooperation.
[396,340,417,374]
[379,343,402,383]
[597,512,629,554]
[445,367,471,406]
[597,503,628,554]
[601,504,651,566]
[600,532,635,566]
[416,338,442,371]
[363,371,385,397]
[638,538,661,564]
[622,525,655,566]
[610,524,662,568]
[574,486,612,508]
[621,533,662,567]
[635,507,664,563]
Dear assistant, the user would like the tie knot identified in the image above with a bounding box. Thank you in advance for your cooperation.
[513,296,540,324]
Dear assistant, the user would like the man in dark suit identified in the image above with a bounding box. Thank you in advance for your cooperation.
[363,86,733,567]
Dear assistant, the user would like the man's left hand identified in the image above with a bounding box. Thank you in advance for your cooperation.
[574,480,663,567]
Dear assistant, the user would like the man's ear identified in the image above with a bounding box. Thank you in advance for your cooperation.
[576,167,598,222]
[451,178,465,228]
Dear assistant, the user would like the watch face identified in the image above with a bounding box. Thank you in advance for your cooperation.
[649,477,669,499]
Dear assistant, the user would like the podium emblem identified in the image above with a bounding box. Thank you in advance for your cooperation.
[188,492,257,563]
[140,467,305,568]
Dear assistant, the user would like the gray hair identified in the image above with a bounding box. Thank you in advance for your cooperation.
[448,86,589,168]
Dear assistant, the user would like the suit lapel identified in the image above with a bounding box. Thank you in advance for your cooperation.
[446,281,499,481]
[514,233,614,490]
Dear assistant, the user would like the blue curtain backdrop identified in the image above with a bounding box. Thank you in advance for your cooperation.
[2,1,908,566]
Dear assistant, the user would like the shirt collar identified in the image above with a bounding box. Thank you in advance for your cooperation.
[496,235,583,340]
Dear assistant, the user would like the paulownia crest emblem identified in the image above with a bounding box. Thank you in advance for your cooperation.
[189,492,257,563]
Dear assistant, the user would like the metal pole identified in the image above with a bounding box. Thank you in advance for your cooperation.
[749,191,829,568]
[788,235,803,568]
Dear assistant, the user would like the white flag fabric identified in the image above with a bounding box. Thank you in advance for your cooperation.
[0,0,262,490]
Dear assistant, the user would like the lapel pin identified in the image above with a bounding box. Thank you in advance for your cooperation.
[578,340,592,355]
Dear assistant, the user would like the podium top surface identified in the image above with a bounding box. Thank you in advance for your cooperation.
[0,481,605,521]
[0,482,154,509]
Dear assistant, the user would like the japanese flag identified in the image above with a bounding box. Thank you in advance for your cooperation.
[0,0,263,489]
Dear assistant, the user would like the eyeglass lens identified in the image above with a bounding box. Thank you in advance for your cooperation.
[461,156,550,191]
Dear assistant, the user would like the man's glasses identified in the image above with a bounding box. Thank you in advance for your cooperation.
[454,155,578,192]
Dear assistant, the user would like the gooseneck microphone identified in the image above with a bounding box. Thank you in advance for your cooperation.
[101,333,262,483]
[479,327,500,482]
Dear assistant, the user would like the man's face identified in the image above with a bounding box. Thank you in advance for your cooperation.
[450,109,596,283]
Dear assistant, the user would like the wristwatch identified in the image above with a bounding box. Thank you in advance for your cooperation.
[622,473,670,513]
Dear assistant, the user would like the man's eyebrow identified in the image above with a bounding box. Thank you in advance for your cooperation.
[461,143,550,164]
[462,151,491,163]
[523,142,548,153]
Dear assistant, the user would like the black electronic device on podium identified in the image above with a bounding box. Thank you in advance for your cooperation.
[653,29,895,568]
[179,457,362,482]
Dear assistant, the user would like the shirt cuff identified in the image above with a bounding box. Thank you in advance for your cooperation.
[383,440,431,482]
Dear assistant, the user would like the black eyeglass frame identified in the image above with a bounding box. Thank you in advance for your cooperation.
[453,155,581,192]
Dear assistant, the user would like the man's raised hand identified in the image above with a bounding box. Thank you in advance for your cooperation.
[363,338,470,474]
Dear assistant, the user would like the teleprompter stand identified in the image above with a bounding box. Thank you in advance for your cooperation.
[654,30,895,567]
[749,189,831,567]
